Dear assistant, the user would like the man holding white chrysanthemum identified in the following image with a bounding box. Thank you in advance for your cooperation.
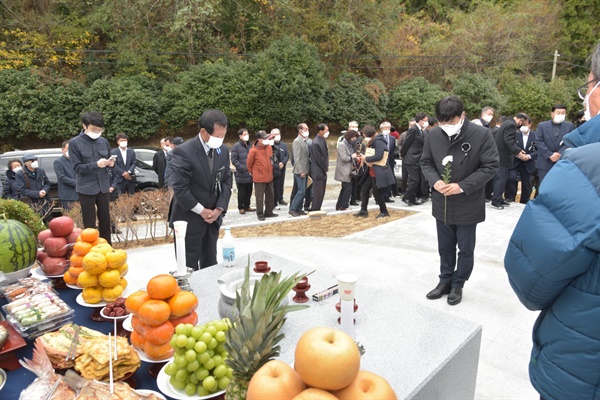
[420,96,499,305]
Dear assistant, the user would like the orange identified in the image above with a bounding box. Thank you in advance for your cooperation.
[144,320,175,346]
[125,290,151,314]
[146,274,179,300]
[68,265,84,278]
[91,237,108,246]
[247,360,306,400]
[137,299,171,327]
[63,270,77,285]
[294,327,360,391]
[291,388,338,400]
[80,228,99,243]
[334,370,397,400]
[130,329,146,349]
[167,291,198,317]
[143,341,174,361]
[169,311,198,327]
[69,253,84,268]
[73,241,92,256]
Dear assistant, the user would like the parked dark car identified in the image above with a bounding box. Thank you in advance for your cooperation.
[132,147,159,168]
[0,148,160,204]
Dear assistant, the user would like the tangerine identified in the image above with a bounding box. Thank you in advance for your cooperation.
[68,265,84,278]
[69,254,84,268]
[91,237,108,246]
[82,252,108,274]
[63,271,77,285]
[73,241,92,256]
[80,228,99,243]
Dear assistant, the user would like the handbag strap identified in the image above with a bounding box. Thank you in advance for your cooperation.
[22,171,31,189]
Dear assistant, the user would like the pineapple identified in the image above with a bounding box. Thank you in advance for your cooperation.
[224,262,307,400]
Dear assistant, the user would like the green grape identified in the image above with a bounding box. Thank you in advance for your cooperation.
[215,344,226,354]
[205,326,217,336]
[212,355,223,367]
[200,332,212,344]
[175,324,187,335]
[187,359,200,372]
[175,334,188,348]
[202,376,217,392]
[185,323,194,336]
[215,320,228,331]
[175,348,186,356]
[194,340,207,354]
[220,351,229,359]
[203,358,215,371]
[184,383,197,396]
[207,338,218,350]
[207,350,215,358]
[188,373,199,384]
[191,326,203,340]
[169,336,178,349]
[215,331,226,343]
[164,362,178,376]
[185,349,197,362]
[197,386,210,396]
[195,367,209,381]
[213,364,227,379]
[198,352,210,364]
[218,376,231,391]
[174,355,187,368]
[226,368,233,379]
[170,376,186,391]
[175,370,188,383]
[185,337,196,350]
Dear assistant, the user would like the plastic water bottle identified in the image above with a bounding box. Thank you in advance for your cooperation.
[222,228,235,268]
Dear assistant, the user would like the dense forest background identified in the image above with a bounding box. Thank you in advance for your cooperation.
[0,0,598,147]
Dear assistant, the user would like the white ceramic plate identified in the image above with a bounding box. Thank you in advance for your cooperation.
[122,314,133,332]
[135,348,173,363]
[100,307,130,320]
[135,389,166,400]
[76,293,106,308]
[66,283,82,290]
[32,267,64,279]
[156,363,225,400]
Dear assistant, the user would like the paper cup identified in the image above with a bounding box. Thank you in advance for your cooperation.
[173,221,188,239]
[337,274,357,301]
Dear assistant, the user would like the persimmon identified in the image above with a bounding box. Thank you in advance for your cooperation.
[130,329,146,349]
[73,241,92,256]
[137,299,171,326]
[131,315,147,335]
[167,291,198,317]
[146,274,179,300]
[80,228,99,243]
[144,320,175,346]
[170,311,198,327]
[70,254,84,268]
[143,341,174,361]
[125,290,151,314]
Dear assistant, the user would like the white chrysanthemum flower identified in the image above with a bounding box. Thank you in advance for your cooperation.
[442,155,453,166]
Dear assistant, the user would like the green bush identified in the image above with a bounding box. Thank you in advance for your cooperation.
[85,75,162,140]
[451,73,507,119]
[387,77,448,129]
[325,72,387,128]
[0,198,46,236]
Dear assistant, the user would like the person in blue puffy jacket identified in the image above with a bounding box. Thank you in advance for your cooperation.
[505,41,600,400]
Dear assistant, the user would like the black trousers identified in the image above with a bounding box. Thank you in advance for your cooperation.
[484,177,494,200]
[350,176,360,203]
[78,191,112,245]
[403,163,421,202]
[254,181,274,217]
[336,181,352,209]
[273,175,281,206]
[492,166,509,205]
[311,177,327,211]
[277,168,286,203]
[174,220,219,270]
[400,162,408,193]
[508,164,533,204]
[236,181,253,210]
[360,176,387,214]
[436,220,477,288]
[117,179,135,195]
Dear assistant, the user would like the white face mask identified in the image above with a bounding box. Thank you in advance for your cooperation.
[421,121,429,129]
[482,114,493,123]
[349,126,358,131]
[163,146,172,151]
[207,135,224,149]
[520,126,529,133]
[302,130,309,138]
[583,80,600,121]
[552,114,566,124]
[87,131,102,140]
[274,135,281,142]
[242,135,249,142]
[364,137,371,143]
[382,130,390,135]
[323,132,329,138]
[65,151,69,158]
[30,161,39,169]
[268,139,275,146]
[12,166,22,173]
[262,139,270,146]
[440,117,464,137]
[119,141,127,148]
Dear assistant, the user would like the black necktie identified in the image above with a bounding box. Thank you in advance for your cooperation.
[208,148,213,158]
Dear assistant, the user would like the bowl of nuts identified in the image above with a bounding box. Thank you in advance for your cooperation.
[100,297,129,319]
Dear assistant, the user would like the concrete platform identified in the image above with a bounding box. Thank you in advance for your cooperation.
[124,198,539,399]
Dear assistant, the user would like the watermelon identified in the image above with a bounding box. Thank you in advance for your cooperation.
[0,219,37,273]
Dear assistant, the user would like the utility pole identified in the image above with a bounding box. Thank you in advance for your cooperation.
[551,50,560,81]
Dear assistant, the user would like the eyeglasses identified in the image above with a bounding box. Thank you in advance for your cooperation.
[577,78,599,100]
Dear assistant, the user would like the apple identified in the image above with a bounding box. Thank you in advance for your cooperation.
[67,228,82,244]
[37,229,53,245]
[334,370,397,400]
[49,216,74,237]
[42,256,68,276]
[36,249,48,263]
[44,236,68,257]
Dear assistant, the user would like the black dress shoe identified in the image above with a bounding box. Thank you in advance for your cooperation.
[490,203,504,210]
[384,198,395,203]
[403,198,420,206]
[419,197,429,203]
[349,201,359,206]
[447,287,463,305]
[500,200,511,207]
[354,211,368,218]
[426,282,451,300]
[297,210,307,215]
[279,200,288,206]
[264,213,278,218]
[246,207,256,212]
[257,215,265,221]
[376,212,390,219]
[289,211,300,217]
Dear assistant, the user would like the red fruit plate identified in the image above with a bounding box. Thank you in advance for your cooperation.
[0,320,27,370]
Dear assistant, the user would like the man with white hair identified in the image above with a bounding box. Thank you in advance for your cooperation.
[380,121,397,202]
[471,106,494,128]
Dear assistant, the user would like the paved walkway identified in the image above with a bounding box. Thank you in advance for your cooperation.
[123,196,539,400]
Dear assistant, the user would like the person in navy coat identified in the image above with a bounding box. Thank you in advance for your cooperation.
[506,117,537,203]
[54,140,79,210]
[111,133,137,196]
[534,104,574,183]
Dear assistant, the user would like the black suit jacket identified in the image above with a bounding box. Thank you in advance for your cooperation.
[401,125,424,165]
[494,119,521,168]
[152,150,168,188]
[309,135,329,180]
[110,147,137,184]
[54,155,78,201]
[168,137,232,233]
[513,130,537,173]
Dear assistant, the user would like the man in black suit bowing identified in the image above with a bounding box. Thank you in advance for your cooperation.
[169,109,232,270]
[506,117,537,203]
